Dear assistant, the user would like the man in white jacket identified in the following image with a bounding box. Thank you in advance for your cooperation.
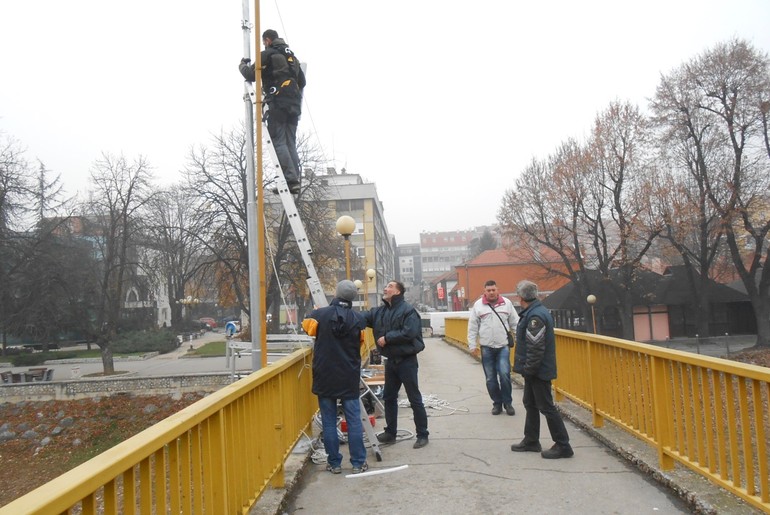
[467,280,520,415]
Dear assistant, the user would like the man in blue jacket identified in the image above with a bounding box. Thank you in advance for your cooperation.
[302,280,369,474]
[363,280,429,449]
[510,280,573,459]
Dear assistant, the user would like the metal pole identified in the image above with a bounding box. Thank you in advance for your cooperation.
[241,0,262,371]
[344,237,351,280]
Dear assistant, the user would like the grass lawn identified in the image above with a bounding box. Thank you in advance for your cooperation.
[187,340,227,357]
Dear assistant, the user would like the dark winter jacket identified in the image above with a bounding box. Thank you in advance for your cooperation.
[302,298,366,399]
[363,294,425,360]
[239,38,306,115]
[513,300,557,380]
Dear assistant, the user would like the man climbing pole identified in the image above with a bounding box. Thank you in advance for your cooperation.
[240,29,306,194]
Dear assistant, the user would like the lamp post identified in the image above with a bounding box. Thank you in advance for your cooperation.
[336,215,356,280]
[586,294,597,334]
[354,279,363,310]
[177,296,201,322]
[365,268,376,309]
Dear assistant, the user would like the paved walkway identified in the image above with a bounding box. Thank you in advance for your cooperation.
[262,337,757,515]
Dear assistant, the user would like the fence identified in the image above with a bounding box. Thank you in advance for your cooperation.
[445,316,770,512]
[0,348,316,514]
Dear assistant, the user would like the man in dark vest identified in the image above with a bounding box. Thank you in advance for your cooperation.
[240,29,306,194]
[510,280,574,459]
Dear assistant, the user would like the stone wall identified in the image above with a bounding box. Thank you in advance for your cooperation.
[0,374,234,403]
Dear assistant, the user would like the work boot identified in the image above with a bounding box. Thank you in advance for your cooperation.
[510,439,542,452]
[504,404,515,416]
[491,404,502,415]
[541,443,574,459]
[413,437,429,449]
[376,431,396,443]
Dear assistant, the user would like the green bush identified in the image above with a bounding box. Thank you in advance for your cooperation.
[11,351,77,367]
[112,330,180,355]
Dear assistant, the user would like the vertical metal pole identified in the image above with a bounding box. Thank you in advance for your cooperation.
[241,0,262,370]
[344,237,351,280]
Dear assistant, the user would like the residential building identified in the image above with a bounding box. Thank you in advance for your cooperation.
[317,170,396,309]
[396,243,422,304]
[420,226,497,285]
[453,247,572,310]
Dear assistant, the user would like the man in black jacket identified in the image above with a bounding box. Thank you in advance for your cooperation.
[302,280,369,474]
[239,29,305,194]
[363,281,429,449]
[510,280,573,459]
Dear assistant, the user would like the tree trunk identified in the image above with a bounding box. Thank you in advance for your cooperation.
[751,298,770,348]
[100,343,115,375]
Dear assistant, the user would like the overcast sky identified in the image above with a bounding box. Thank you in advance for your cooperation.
[2,1,769,244]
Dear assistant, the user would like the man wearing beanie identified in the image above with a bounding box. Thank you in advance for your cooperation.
[363,280,429,449]
[302,280,369,474]
[510,280,573,459]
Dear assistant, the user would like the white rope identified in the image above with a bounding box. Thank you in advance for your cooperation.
[397,394,470,415]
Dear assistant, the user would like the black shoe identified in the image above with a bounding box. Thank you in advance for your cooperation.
[413,437,429,449]
[376,432,396,443]
[288,182,301,194]
[511,439,542,452]
[541,444,574,459]
[504,404,515,416]
[491,404,502,415]
[325,463,342,474]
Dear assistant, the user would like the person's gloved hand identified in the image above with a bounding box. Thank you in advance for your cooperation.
[240,57,251,64]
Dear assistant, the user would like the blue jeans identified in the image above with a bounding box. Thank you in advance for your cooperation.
[382,355,429,438]
[318,397,367,468]
[481,346,512,406]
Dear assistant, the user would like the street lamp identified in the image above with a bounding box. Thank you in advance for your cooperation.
[586,294,597,334]
[177,296,201,321]
[336,215,356,280]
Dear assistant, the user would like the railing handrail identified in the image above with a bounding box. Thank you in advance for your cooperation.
[0,348,316,514]
[447,316,770,512]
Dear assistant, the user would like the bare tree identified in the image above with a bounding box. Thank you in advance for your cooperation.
[675,39,770,347]
[587,101,662,338]
[141,186,212,329]
[183,126,344,332]
[83,153,154,373]
[650,63,732,337]
[499,101,660,339]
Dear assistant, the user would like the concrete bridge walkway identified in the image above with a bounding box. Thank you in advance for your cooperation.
[256,337,756,515]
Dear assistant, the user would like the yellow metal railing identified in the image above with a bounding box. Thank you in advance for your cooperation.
[444,317,770,513]
[0,348,317,515]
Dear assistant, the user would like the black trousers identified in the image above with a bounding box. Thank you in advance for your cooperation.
[382,355,429,438]
[522,375,570,446]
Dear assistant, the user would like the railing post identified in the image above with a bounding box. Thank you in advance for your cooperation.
[271,378,286,488]
[587,337,604,427]
[650,355,674,470]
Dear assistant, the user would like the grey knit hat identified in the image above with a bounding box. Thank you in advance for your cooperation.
[335,280,358,302]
